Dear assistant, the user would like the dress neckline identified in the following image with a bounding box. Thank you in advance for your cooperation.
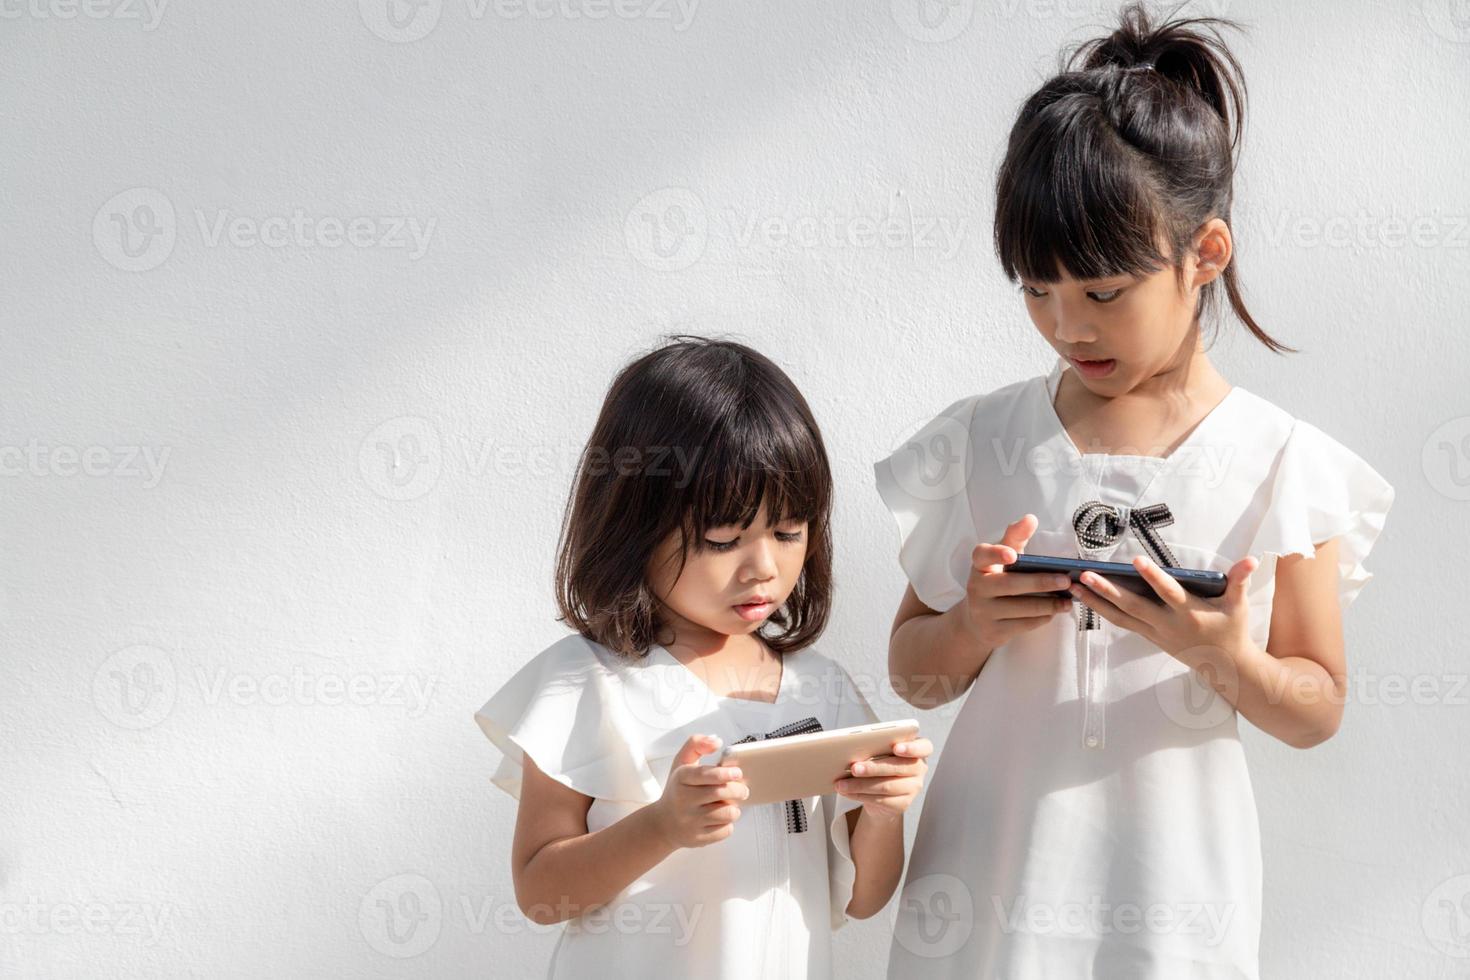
[652,642,790,708]
[1041,355,1244,464]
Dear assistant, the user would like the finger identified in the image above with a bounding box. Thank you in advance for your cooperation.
[702,781,749,802]
[1077,570,1157,624]
[980,571,1075,598]
[1225,556,1257,605]
[853,740,935,767]
[991,594,1074,620]
[1131,555,1191,608]
[690,783,744,806]
[971,542,1018,575]
[998,513,1038,554]
[849,756,923,778]
[672,733,721,769]
[680,765,743,786]
[1070,582,1151,636]
[837,776,921,798]
[893,737,933,758]
[703,803,741,823]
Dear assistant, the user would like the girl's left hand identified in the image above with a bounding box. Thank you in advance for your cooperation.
[834,736,932,822]
[1070,554,1259,668]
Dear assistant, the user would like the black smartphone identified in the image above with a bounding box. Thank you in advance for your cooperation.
[1008,553,1227,602]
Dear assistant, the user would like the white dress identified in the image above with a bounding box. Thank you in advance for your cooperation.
[873,355,1395,979]
[475,633,881,979]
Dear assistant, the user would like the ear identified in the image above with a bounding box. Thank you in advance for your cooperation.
[1189,218,1233,289]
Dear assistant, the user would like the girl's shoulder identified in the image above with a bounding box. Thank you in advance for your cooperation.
[778,646,871,697]
[872,374,1040,484]
[475,633,637,721]
[908,374,1038,435]
[473,633,664,804]
[507,631,626,682]
[778,646,883,732]
[1230,387,1387,477]
[873,369,1045,489]
[1226,389,1395,614]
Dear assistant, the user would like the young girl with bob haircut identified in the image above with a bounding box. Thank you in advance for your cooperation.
[478,336,933,978]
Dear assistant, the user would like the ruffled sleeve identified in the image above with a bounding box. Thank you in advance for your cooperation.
[473,635,662,805]
[823,663,883,932]
[872,395,981,613]
[1245,419,1395,615]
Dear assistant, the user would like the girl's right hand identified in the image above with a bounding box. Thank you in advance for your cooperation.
[956,513,1075,652]
[650,734,749,849]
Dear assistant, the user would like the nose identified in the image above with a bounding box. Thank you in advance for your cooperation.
[1051,294,1097,345]
[740,537,779,584]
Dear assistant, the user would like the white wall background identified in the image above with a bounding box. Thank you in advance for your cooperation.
[3,0,1468,976]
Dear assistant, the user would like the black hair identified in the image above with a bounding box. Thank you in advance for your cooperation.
[994,1,1294,353]
[554,335,834,659]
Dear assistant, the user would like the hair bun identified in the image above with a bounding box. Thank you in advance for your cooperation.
[1068,1,1248,151]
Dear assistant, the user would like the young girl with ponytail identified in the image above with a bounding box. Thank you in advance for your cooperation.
[876,5,1394,977]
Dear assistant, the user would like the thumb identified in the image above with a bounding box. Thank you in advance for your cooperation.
[999,513,1039,554]
[674,733,721,768]
[971,515,1040,575]
[1226,556,1258,603]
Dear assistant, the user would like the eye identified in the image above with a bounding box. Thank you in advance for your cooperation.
[1087,287,1125,303]
[1020,284,1048,298]
[702,537,738,553]
[775,530,804,544]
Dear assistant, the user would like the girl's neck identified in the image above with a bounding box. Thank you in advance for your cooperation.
[1056,345,1232,458]
[1124,344,1229,402]
[658,620,783,702]
[656,610,772,664]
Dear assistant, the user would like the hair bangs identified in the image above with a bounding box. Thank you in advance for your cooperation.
[681,401,826,539]
[995,87,1172,285]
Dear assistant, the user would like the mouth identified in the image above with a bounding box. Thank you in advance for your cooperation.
[1069,356,1117,379]
[732,597,776,622]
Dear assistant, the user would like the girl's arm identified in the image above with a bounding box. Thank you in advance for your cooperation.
[835,737,933,919]
[889,516,1073,710]
[1194,538,1347,749]
[511,734,746,924]
[843,808,905,918]
[888,583,990,709]
[511,757,674,925]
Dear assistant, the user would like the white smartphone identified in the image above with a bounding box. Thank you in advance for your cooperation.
[718,719,921,805]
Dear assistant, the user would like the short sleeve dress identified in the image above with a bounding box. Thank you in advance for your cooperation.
[474,633,882,979]
[873,355,1395,980]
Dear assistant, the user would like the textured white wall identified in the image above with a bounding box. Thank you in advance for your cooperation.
[3,0,1468,976]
